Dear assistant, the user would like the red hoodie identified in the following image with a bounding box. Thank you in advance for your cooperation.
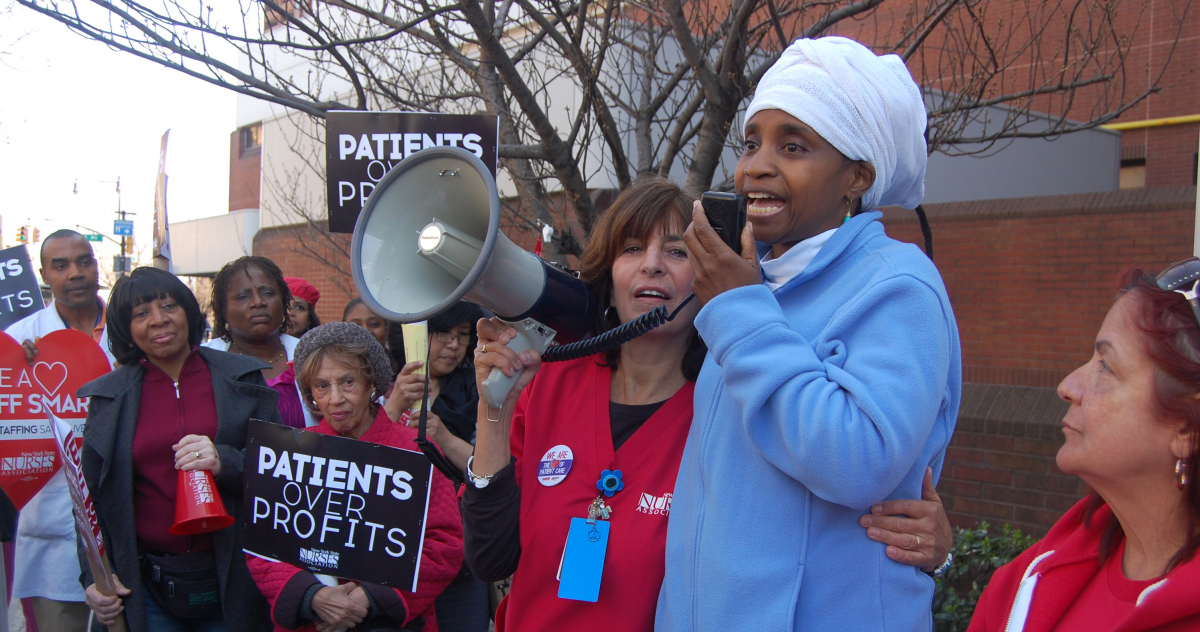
[247,409,464,631]
[968,498,1200,632]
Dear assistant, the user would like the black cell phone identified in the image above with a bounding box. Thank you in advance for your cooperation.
[700,191,747,255]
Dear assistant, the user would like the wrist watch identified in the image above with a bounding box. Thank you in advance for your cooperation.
[466,456,494,489]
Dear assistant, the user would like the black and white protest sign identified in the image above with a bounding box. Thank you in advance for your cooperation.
[326,111,499,233]
[242,420,434,590]
[0,246,43,330]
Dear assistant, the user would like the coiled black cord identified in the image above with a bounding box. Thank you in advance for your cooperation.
[542,294,698,362]
[914,205,933,259]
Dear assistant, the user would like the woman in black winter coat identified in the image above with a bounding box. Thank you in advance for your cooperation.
[78,267,276,632]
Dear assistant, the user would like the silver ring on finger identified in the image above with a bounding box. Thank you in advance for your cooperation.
[195,451,202,461]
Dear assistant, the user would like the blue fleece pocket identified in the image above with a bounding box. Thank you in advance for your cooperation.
[785,563,804,631]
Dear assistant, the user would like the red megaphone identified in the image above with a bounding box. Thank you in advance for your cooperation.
[170,470,234,536]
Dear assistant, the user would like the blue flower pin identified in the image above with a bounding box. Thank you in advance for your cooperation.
[596,469,624,497]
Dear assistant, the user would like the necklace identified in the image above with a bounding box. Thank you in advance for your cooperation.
[229,340,286,365]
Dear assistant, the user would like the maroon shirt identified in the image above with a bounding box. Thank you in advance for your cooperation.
[132,349,219,554]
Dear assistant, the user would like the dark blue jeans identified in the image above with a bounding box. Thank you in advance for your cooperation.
[140,581,228,632]
[434,573,489,632]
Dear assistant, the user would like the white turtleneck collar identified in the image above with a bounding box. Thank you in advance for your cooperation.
[760,227,838,291]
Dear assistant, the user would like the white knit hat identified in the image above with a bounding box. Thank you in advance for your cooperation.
[745,36,928,211]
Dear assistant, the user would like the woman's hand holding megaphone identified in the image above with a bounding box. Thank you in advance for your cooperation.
[475,318,542,412]
[472,318,542,480]
[173,434,221,478]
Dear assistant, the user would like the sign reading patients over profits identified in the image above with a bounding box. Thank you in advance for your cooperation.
[325,111,499,233]
[0,246,43,331]
[242,420,434,590]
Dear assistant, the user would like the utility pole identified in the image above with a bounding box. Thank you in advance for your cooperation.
[74,177,135,276]
[117,178,125,272]
[111,178,135,277]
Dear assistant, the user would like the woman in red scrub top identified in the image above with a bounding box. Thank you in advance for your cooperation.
[461,177,951,631]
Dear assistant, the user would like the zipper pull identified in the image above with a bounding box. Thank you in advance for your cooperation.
[174,382,180,399]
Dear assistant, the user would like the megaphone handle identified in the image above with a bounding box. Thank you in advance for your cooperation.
[480,319,555,409]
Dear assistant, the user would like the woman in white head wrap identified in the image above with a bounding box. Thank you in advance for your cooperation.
[658,37,962,631]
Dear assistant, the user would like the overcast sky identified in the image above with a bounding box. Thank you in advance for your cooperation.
[0,2,237,270]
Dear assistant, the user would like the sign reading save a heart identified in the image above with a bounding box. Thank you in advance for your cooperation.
[0,329,111,509]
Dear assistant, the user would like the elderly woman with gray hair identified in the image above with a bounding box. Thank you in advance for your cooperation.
[245,322,463,632]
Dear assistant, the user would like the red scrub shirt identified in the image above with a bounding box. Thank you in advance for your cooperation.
[497,357,695,632]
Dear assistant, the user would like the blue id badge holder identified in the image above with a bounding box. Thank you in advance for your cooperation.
[557,496,612,602]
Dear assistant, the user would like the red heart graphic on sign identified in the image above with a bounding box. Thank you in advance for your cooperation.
[0,329,110,509]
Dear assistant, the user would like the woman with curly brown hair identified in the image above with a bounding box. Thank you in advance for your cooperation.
[204,256,315,428]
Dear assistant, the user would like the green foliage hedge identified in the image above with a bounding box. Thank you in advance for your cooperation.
[932,522,1037,632]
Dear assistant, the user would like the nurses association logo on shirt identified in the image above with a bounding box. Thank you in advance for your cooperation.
[537,444,573,486]
[636,492,672,516]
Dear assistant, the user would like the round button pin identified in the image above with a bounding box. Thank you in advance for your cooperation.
[537,445,573,486]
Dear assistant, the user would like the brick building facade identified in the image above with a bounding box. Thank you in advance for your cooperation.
[253,223,355,324]
[229,124,262,212]
[881,187,1195,534]
[883,187,1197,387]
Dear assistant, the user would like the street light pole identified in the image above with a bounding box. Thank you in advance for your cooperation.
[108,178,136,277]
[115,178,126,276]
[75,177,133,277]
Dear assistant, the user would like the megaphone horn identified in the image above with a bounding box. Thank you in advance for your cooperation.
[350,146,597,407]
[170,469,234,536]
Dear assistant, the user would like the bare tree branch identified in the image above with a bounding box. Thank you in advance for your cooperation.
[19,0,1189,250]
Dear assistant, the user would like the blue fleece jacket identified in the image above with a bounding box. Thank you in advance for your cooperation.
[656,211,961,632]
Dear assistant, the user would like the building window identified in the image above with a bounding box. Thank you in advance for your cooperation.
[241,124,262,155]
[1119,159,1145,190]
[264,0,308,30]
[1119,143,1146,190]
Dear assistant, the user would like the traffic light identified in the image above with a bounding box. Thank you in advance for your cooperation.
[32,228,40,243]
[16,227,27,244]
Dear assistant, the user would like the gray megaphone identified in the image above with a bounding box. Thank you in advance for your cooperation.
[350,146,597,408]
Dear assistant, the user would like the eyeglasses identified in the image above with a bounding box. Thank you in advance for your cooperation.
[1156,257,1200,328]
[431,331,471,345]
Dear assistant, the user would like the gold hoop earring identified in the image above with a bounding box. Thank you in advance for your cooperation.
[1177,458,1189,490]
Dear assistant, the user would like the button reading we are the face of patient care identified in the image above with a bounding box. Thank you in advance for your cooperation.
[537,444,573,486]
